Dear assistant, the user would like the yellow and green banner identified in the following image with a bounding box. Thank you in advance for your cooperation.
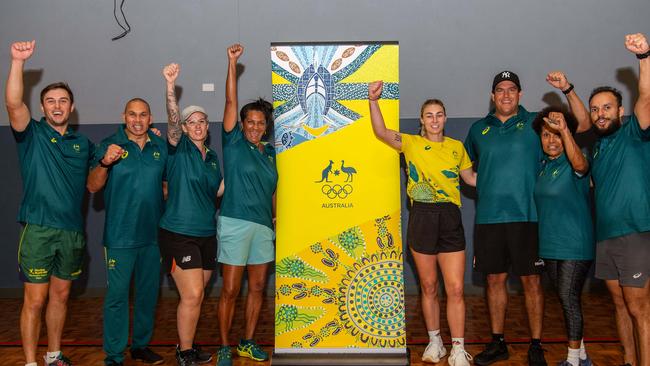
[272,43,405,356]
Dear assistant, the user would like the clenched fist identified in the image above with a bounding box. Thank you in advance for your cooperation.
[163,63,180,84]
[10,40,35,62]
[227,44,244,62]
[101,144,125,166]
[368,81,383,101]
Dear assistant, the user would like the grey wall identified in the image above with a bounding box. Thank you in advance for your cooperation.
[0,0,648,294]
[1,0,649,125]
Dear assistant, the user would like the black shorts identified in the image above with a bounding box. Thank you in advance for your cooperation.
[407,201,466,255]
[474,222,543,276]
[159,228,217,272]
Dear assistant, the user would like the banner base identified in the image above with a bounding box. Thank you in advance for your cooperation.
[271,349,410,365]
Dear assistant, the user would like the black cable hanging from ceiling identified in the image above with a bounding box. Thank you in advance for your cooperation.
[111,0,131,41]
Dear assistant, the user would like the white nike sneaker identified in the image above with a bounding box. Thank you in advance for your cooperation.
[448,345,473,366]
[422,341,447,363]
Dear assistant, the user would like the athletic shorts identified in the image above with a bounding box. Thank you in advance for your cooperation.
[158,228,217,272]
[407,201,465,255]
[595,231,650,288]
[473,222,543,276]
[217,216,275,266]
[18,223,85,283]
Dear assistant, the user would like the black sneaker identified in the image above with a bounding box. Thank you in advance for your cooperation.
[131,347,164,365]
[474,339,509,365]
[192,343,213,364]
[175,345,198,366]
[105,361,124,366]
[527,343,547,366]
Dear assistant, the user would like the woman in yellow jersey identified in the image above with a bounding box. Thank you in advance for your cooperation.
[368,81,476,366]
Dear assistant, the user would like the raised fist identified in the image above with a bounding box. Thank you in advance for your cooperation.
[163,63,180,83]
[11,40,35,62]
[227,44,244,61]
[546,71,570,91]
[543,111,567,132]
[101,144,125,166]
[625,33,649,55]
[368,81,383,101]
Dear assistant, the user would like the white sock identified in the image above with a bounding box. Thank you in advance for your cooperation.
[25,363,38,366]
[428,329,442,344]
[452,337,465,347]
[567,347,580,366]
[45,351,61,363]
[579,339,587,360]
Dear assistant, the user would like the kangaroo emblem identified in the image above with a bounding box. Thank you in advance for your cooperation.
[340,160,357,182]
[316,160,334,182]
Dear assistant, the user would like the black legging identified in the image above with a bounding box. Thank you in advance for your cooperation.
[545,259,593,341]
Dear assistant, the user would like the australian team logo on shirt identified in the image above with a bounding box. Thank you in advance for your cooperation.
[73,144,80,153]
[152,151,161,160]
[107,258,117,270]
[315,159,357,209]
[210,161,218,170]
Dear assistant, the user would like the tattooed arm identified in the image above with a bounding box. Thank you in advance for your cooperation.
[163,63,182,146]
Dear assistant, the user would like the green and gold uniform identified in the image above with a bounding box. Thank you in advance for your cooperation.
[401,134,472,207]
[592,115,650,242]
[217,126,277,265]
[464,106,542,224]
[159,134,222,237]
[14,118,93,282]
[534,153,594,260]
[92,127,167,364]
[220,126,277,229]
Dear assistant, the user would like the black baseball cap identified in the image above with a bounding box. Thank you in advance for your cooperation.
[492,70,521,92]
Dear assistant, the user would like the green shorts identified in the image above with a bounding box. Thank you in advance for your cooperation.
[18,224,85,283]
[217,216,275,265]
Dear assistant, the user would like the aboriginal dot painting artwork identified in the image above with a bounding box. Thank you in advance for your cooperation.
[272,43,404,351]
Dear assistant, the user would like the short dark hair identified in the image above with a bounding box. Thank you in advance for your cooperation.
[124,97,151,114]
[589,86,623,108]
[240,98,274,127]
[40,82,74,105]
[532,106,579,135]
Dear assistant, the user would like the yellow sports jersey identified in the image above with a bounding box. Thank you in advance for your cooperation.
[400,134,472,206]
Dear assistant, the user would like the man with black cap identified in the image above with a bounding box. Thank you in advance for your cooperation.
[464,70,591,365]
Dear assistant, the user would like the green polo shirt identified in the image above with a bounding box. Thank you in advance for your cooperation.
[12,118,93,232]
[465,106,542,224]
[592,114,650,242]
[534,153,594,260]
[159,134,221,237]
[92,127,168,248]
[220,126,278,229]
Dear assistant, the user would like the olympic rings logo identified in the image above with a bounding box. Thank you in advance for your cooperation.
[321,184,353,199]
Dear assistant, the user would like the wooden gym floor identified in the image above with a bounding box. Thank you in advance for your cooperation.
[0,293,625,365]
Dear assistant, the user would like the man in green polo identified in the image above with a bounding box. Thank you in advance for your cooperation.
[586,33,650,366]
[465,70,591,366]
[87,98,167,366]
[6,40,93,366]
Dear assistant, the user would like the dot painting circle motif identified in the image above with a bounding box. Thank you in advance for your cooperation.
[339,251,405,346]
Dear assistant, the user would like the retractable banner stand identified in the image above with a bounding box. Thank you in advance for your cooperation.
[271,42,408,365]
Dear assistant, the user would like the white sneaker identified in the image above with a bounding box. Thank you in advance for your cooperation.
[422,341,446,363]
[448,345,473,366]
